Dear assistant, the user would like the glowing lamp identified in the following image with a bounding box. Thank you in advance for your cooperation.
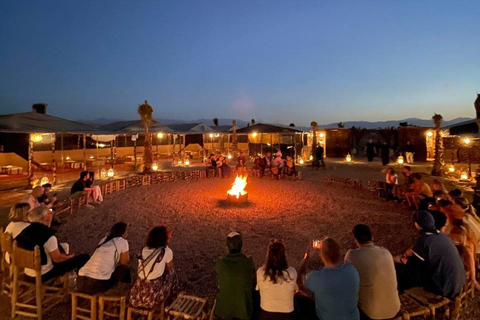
[397,156,404,165]
[107,168,114,178]
[464,138,471,145]
[427,131,433,137]
[98,143,106,148]
[319,133,325,138]
[66,156,71,161]
[346,154,352,163]
[309,155,313,161]
[461,172,469,180]
[252,132,258,137]
[227,154,232,160]
[40,176,49,186]
[152,163,159,171]
[185,159,190,167]
[299,159,304,165]
[157,132,164,139]
[100,168,107,179]
[32,178,40,188]
[448,165,455,173]
[177,160,183,165]
[89,155,94,160]
[31,134,43,142]
[209,133,214,138]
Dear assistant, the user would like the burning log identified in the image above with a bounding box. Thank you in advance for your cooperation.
[227,175,248,204]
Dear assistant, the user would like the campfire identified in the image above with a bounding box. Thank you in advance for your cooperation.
[227,175,248,204]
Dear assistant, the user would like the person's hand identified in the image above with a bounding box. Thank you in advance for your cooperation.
[66,253,75,259]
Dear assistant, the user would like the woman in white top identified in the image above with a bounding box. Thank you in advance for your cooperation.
[129,226,178,309]
[5,203,31,239]
[256,239,298,320]
[77,222,130,294]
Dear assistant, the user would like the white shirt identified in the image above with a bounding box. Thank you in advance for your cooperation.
[5,222,30,239]
[25,235,58,277]
[79,237,129,280]
[22,194,40,210]
[138,247,173,280]
[256,266,298,313]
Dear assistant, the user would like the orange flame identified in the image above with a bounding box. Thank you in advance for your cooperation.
[227,175,248,198]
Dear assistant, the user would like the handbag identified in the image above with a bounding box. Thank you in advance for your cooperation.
[129,247,166,309]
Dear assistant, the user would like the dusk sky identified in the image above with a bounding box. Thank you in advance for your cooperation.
[1,1,479,126]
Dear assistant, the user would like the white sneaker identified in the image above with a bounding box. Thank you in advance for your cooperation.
[85,204,94,209]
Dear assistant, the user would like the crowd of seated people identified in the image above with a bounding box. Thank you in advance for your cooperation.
[206,153,233,177]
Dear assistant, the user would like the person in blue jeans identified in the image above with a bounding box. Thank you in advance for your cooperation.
[305,238,360,320]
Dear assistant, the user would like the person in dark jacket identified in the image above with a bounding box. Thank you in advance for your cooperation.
[365,140,376,162]
[381,142,390,166]
[314,144,326,170]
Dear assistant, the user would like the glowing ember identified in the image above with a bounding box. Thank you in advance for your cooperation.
[227,175,248,199]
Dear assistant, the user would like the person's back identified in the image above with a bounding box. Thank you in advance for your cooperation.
[345,245,400,319]
[71,178,85,195]
[306,263,359,320]
[215,252,255,320]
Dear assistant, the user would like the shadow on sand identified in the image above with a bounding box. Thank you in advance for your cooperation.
[217,199,253,209]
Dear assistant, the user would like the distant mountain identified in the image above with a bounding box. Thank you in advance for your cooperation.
[316,117,472,129]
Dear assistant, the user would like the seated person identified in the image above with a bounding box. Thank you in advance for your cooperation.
[236,152,248,175]
[447,189,463,202]
[272,151,285,180]
[382,168,398,198]
[71,171,95,208]
[393,165,413,202]
[22,186,44,210]
[285,156,296,176]
[217,155,232,177]
[404,173,433,209]
[256,239,297,320]
[304,238,360,320]
[263,152,273,176]
[85,171,103,204]
[345,225,400,320]
[77,222,130,294]
[205,154,217,177]
[214,232,255,320]
[5,203,31,239]
[394,211,465,298]
[253,154,265,176]
[15,206,89,282]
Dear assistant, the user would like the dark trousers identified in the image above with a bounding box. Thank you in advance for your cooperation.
[258,309,295,320]
[42,254,90,282]
[77,265,131,295]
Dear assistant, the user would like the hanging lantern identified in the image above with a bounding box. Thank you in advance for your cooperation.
[40,176,49,186]
[427,131,433,137]
[227,154,232,160]
[157,132,164,139]
[100,168,107,179]
[346,154,352,163]
[31,134,43,142]
[397,156,404,165]
[460,172,469,181]
[252,132,258,137]
[319,133,325,138]
[107,168,114,178]
[299,159,304,165]
[152,163,159,171]
[185,159,190,167]
[464,138,471,145]
[66,156,71,161]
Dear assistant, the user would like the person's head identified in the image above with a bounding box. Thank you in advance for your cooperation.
[99,222,128,247]
[352,224,373,246]
[89,171,95,180]
[27,206,53,226]
[407,141,411,145]
[368,139,373,143]
[448,189,463,201]
[433,190,448,201]
[431,179,444,191]
[226,231,243,254]
[31,186,44,198]
[266,152,271,157]
[413,210,436,231]
[264,239,290,284]
[276,151,282,157]
[80,171,89,180]
[387,168,395,175]
[146,226,170,248]
[429,210,447,231]
[42,183,52,192]
[9,203,31,222]
[402,166,412,174]
[320,238,341,266]
[453,197,470,211]
[412,173,422,182]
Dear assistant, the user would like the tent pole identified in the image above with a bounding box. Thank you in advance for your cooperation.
[260,133,263,156]
[28,134,33,188]
[110,138,114,169]
[83,134,87,169]
[134,136,137,169]
[270,134,273,155]
[61,133,64,173]
[51,133,57,185]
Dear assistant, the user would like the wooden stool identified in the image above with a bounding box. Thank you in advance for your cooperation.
[207,169,216,178]
[165,293,206,320]
[126,302,164,320]
[71,292,98,320]
[398,293,430,320]
[406,287,451,320]
[99,295,127,320]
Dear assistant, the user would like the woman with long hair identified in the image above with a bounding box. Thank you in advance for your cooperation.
[77,222,130,294]
[5,203,31,238]
[86,171,103,204]
[256,239,298,320]
[129,226,178,309]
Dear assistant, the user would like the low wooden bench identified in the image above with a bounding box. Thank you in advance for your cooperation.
[70,191,88,214]
[126,302,164,320]
[405,287,451,320]
[398,292,430,319]
[165,293,206,320]
[325,175,348,185]
[71,292,98,320]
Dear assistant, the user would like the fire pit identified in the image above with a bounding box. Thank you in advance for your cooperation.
[227,175,248,204]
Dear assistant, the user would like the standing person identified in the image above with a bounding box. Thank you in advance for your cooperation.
[129,226,178,309]
[315,144,326,170]
[254,154,265,177]
[256,239,298,320]
[380,142,390,166]
[394,211,465,298]
[345,225,400,320]
[214,232,255,320]
[77,222,131,294]
[405,141,415,164]
[15,206,89,282]
[365,140,376,162]
[304,238,360,320]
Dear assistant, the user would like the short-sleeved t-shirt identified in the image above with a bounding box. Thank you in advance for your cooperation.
[5,222,30,239]
[25,235,58,277]
[306,263,360,320]
[412,231,465,298]
[71,179,86,195]
[256,266,298,313]
[22,195,40,210]
[137,247,173,280]
[79,237,129,280]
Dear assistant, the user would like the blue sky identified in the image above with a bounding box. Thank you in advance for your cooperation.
[1,1,479,125]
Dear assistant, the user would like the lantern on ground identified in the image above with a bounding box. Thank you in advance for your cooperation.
[464,138,471,145]
[299,159,304,165]
[66,156,71,161]
[460,172,469,181]
[157,132,164,139]
[209,133,214,138]
[107,168,114,178]
[448,165,455,173]
[31,134,43,143]
[100,168,107,179]
[152,163,159,171]
[346,154,352,163]
[227,154,232,160]
[185,159,190,167]
[309,155,313,161]
[397,156,404,165]
[40,176,49,186]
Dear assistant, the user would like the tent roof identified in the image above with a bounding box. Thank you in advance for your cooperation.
[236,123,303,134]
[98,120,172,134]
[0,112,98,134]
[167,123,215,134]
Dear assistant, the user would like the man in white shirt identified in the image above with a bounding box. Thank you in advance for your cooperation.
[15,206,89,282]
[345,224,400,320]
[22,186,44,210]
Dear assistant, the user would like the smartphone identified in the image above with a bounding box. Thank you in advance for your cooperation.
[312,240,322,249]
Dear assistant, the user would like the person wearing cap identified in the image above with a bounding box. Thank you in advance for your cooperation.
[395,211,465,298]
[214,232,255,320]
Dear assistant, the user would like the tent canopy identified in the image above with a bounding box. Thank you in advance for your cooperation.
[236,123,303,134]
[167,123,215,134]
[0,112,98,134]
[98,120,172,134]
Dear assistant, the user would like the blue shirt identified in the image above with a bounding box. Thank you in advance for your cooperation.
[306,263,360,320]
